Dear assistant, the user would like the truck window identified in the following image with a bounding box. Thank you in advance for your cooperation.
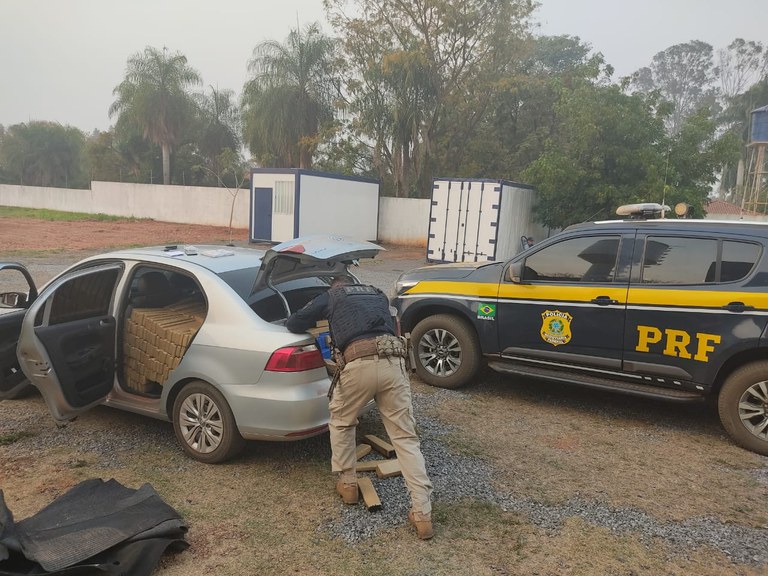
[523,236,620,282]
[641,237,717,285]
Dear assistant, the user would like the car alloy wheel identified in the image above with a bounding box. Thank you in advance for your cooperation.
[172,380,245,463]
[178,392,224,454]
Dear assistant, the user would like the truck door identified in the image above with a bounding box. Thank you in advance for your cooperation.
[497,233,633,369]
[623,234,765,385]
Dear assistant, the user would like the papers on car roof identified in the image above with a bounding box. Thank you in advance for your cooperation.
[200,248,234,258]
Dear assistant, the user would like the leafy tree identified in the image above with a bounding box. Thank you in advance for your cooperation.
[663,110,739,215]
[84,130,126,182]
[523,85,667,228]
[242,22,338,169]
[457,34,610,180]
[326,0,535,197]
[194,86,242,185]
[109,46,202,184]
[0,121,87,188]
[717,39,767,103]
[632,41,718,136]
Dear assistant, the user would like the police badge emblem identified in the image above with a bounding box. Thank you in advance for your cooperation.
[540,310,573,346]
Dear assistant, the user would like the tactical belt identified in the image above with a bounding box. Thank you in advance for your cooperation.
[343,335,408,364]
[342,337,379,363]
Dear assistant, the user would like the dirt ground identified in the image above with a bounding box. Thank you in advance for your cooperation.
[2,215,768,576]
[0,217,425,260]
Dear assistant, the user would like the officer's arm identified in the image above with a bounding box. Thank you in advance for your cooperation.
[285,292,330,333]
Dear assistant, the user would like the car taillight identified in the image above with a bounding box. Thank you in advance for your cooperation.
[265,345,325,372]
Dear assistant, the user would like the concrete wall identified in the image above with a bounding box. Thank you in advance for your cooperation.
[377,196,430,247]
[0,182,431,246]
[0,182,252,228]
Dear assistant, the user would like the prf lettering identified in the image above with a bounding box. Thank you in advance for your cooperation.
[635,325,721,362]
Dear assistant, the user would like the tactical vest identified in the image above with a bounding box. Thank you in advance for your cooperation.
[328,284,394,350]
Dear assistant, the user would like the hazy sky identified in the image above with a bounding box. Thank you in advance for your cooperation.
[1,0,765,132]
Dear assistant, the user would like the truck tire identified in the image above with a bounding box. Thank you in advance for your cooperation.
[718,361,768,456]
[410,314,481,389]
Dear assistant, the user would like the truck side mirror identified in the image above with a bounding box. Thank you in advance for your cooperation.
[506,261,523,283]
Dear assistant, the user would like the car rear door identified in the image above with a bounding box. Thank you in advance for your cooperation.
[17,263,123,421]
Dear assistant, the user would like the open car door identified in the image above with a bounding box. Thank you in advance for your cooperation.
[0,262,38,399]
[16,263,123,422]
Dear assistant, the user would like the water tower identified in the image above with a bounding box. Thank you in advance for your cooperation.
[743,105,768,214]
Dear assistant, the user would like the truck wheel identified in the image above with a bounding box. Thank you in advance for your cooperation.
[410,314,480,389]
[172,380,245,463]
[718,361,768,456]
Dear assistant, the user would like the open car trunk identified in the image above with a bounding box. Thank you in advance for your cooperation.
[248,235,383,323]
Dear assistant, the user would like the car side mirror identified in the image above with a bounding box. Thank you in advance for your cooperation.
[506,262,523,283]
[0,291,27,308]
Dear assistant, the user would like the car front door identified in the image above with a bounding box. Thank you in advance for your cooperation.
[0,262,38,399]
[17,263,123,421]
[497,232,633,370]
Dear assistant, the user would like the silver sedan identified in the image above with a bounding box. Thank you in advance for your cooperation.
[0,236,381,463]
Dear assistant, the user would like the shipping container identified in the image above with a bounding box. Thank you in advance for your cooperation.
[427,178,543,263]
[250,169,380,243]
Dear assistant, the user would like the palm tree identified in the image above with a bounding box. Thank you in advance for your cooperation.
[110,46,201,184]
[242,23,338,169]
[195,86,241,182]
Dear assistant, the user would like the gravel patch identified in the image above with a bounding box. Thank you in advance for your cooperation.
[321,388,768,567]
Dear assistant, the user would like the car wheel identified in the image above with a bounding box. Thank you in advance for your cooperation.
[172,380,245,463]
[410,314,480,389]
[718,361,768,456]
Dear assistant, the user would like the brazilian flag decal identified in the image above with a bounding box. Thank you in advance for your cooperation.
[477,303,496,320]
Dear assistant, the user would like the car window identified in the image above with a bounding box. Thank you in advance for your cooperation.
[522,236,621,283]
[719,240,761,283]
[44,268,120,325]
[640,236,759,285]
[218,267,260,299]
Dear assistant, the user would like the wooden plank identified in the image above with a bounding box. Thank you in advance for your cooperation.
[357,477,382,511]
[356,444,372,460]
[363,434,395,458]
[375,458,402,479]
[356,460,383,473]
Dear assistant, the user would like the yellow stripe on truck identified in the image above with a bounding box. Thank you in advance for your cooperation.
[627,287,768,308]
[405,281,500,298]
[406,280,768,310]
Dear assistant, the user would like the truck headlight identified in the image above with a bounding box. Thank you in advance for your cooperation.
[395,280,418,295]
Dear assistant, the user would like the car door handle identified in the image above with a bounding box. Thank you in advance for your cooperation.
[591,296,619,306]
[722,301,755,312]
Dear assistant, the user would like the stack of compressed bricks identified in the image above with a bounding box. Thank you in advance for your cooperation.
[123,299,205,392]
[355,435,403,511]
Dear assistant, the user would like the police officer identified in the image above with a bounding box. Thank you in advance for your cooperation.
[286,276,434,540]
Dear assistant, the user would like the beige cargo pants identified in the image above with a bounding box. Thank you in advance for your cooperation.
[330,354,433,515]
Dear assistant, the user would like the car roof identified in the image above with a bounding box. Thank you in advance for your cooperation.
[93,245,265,274]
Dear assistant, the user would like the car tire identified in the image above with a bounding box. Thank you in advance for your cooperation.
[410,314,481,389]
[172,380,245,463]
[718,361,768,456]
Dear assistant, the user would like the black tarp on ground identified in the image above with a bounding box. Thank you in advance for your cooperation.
[0,478,188,576]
